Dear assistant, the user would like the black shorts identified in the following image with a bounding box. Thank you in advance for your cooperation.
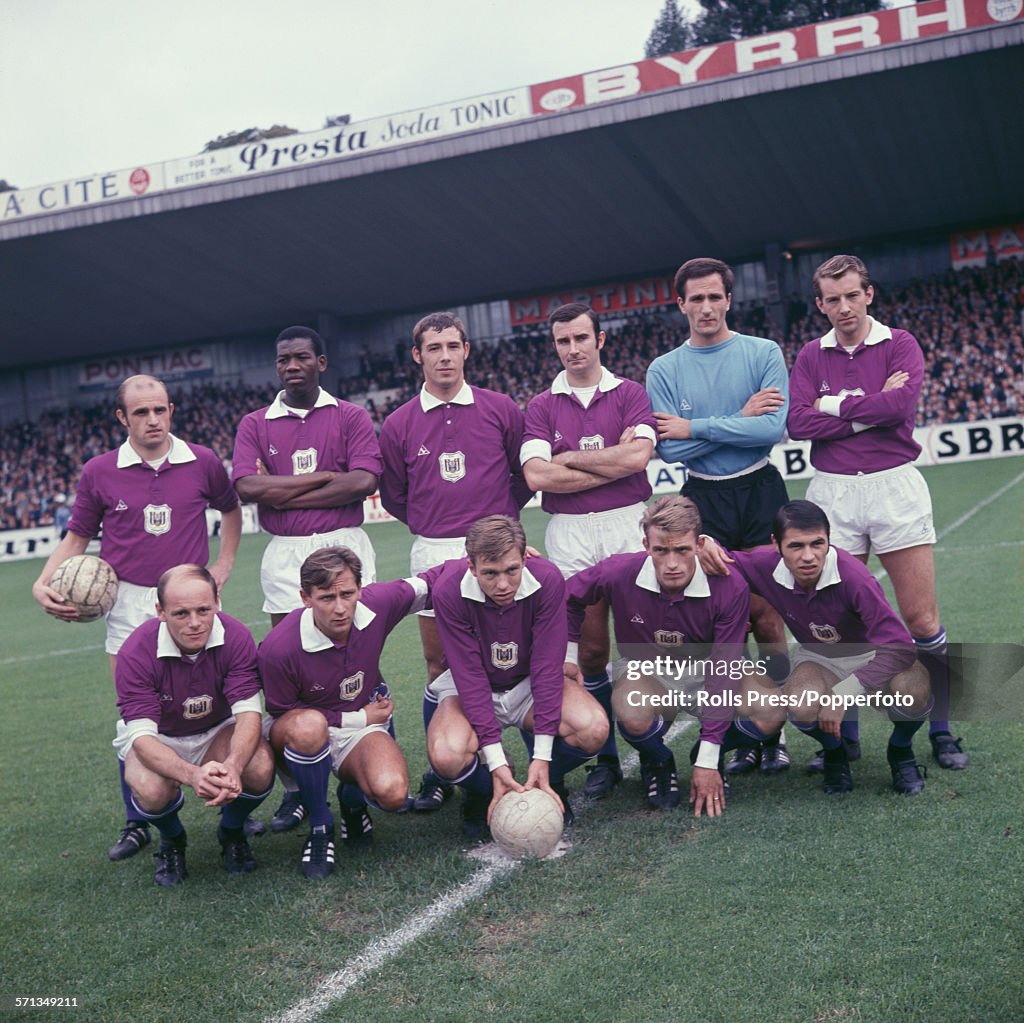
[681,463,789,550]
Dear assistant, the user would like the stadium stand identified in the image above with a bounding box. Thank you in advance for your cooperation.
[3,261,1022,531]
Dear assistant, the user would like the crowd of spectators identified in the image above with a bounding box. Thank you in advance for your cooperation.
[3,260,1021,531]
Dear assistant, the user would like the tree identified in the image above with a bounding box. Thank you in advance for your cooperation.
[691,0,887,45]
[644,0,694,58]
[202,125,299,152]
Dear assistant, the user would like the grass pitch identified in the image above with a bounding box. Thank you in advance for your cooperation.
[1,458,1022,1023]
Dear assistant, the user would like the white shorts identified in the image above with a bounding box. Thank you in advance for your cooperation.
[410,535,467,618]
[260,527,377,614]
[545,501,646,578]
[792,645,875,682]
[428,670,534,730]
[262,712,390,773]
[105,581,159,655]
[806,464,936,556]
[113,714,235,762]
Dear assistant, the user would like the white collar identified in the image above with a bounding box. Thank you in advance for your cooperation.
[820,316,891,350]
[460,563,541,604]
[298,602,376,652]
[157,614,226,659]
[117,434,195,469]
[772,545,842,591]
[551,365,622,396]
[635,555,711,598]
[265,387,338,419]
[419,381,474,411]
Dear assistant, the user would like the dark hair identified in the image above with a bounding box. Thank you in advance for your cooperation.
[412,312,468,349]
[673,258,734,299]
[275,326,326,357]
[772,500,831,544]
[300,546,363,592]
[157,564,218,607]
[812,254,871,299]
[466,515,527,564]
[548,302,601,338]
[115,375,169,415]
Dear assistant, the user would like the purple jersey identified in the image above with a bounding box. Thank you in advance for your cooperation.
[788,319,923,474]
[67,436,239,586]
[729,546,915,689]
[431,556,567,746]
[232,388,383,535]
[521,368,655,515]
[567,552,750,745]
[115,612,260,737]
[379,383,532,537]
[259,578,425,726]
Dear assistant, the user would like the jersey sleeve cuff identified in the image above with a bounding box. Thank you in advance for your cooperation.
[519,438,552,464]
[851,420,873,433]
[818,395,844,417]
[633,424,657,445]
[694,740,721,771]
[119,717,159,753]
[340,709,368,730]
[482,743,508,771]
[230,694,263,717]
[565,641,579,664]
[403,575,430,614]
[532,734,555,761]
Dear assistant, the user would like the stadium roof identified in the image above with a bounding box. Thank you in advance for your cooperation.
[1,13,1022,371]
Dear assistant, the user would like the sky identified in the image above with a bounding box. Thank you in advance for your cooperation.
[0,0,686,188]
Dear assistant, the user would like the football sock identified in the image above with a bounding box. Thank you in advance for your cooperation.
[886,741,915,764]
[446,756,493,796]
[550,737,594,786]
[618,715,673,765]
[840,718,861,744]
[118,757,147,825]
[764,727,786,748]
[338,783,368,810]
[220,783,272,831]
[791,721,842,750]
[915,627,951,735]
[284,742,334,829]
[131,791,185,840]
[583,670,619,763]
[887,720,923,749]
[724,720,775,752]
[762,652,791,682]
[419,688,447,790]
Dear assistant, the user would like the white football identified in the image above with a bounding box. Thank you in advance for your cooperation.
[490,788,564,860]
[49,555,119,622]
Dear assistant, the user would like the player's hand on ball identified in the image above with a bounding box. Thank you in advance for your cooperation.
[32,581,81,621]
[523,759,563,816]
[690,766,726,818]
[487,763,525,823]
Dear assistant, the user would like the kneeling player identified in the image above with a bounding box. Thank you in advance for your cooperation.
[427,515,608,839]
[114,565,274,886]
[703,500,932,795]
[258,547,430,879]
[567,496,752,817]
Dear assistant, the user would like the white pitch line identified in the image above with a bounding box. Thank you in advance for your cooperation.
[267,722,694,1023]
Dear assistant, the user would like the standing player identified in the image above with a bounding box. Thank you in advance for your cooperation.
[258,547,430,879]
[31,374,242,862]
[520,303,656,800]
[701,500,933,796]
[426,515,608,837]
[787,255,967,772]
[115,565,274,885]
[233,326,383,833]
[567,496,751,816]
[379,311,532,812]
[646,257,792,774]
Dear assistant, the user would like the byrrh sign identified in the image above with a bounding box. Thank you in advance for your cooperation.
[530,0,1022,113]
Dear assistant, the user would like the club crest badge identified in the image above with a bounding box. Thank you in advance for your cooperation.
[340,671,365,700]
[439,450,467,483]
[654,629,684,647]
[292,448,318,475]
[143,503,171,536]
[579,434,605,451]
[810,622,841,643]
[182,695,213,720]
[491,641,519,671]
